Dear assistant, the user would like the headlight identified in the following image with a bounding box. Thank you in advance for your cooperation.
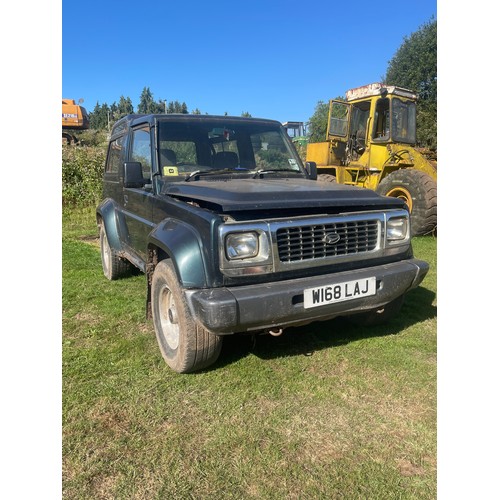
[387,216,409,241]
[219,223,272,275]
[226,232,259,260]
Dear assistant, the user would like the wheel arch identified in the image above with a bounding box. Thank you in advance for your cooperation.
[145,220,209,318]
[96,199,124,253]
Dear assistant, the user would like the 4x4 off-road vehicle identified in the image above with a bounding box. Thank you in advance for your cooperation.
[97,114,429,373]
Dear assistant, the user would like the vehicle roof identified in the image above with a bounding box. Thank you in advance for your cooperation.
[110,113,283,139]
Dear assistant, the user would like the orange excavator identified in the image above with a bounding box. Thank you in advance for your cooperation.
[62,98,89,144]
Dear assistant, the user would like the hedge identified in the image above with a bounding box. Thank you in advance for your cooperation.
[62,145,106,206]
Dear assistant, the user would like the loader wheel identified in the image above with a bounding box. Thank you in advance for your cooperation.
[318,174,337,183]
[376,169,437,236]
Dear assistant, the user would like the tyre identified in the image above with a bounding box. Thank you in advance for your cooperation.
[318,174,337,183]
[99,224,130,280]
[376,169,437,236]
[347,294,405,327]
[151,260,222,373]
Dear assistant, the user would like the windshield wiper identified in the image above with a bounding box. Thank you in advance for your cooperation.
[184,168,249,182]
[252,168,302,178]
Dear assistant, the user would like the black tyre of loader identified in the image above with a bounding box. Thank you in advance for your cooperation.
[376,169,437,236]
[318,174,337,183]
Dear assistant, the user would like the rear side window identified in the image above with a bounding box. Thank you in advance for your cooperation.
[130,127,152,181]
[105,135,126,173]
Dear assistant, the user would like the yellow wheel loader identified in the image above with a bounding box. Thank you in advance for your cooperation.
[306,83,437,236]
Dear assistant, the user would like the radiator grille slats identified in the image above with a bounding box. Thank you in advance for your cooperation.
[277,220,379,263]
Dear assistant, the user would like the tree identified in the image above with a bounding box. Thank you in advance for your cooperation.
[89,102,102,129]
[117,95,134,117]
[385,18,437,149]
[89,101,112,130]
[307,100,330,143]
[241,111,252,117]
[166,100,189,114]
[138,87,157,114]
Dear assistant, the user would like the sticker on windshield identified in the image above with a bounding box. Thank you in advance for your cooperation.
[288,159,298,167]
[163,166,179,176]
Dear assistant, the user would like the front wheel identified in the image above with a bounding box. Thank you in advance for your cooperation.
[376,169,437,236]
[151,260,222,373]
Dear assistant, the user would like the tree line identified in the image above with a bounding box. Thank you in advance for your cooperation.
[89,87,251,130]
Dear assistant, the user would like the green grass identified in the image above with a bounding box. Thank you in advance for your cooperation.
[63,207,437,499]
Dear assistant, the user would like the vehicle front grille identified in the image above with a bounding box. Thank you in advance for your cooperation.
[276,219,379,263]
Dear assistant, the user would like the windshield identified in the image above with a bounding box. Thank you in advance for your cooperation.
[157,119,303,179]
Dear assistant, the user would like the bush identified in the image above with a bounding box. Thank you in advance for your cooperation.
[62,144,106,206]
[74,129,109,147]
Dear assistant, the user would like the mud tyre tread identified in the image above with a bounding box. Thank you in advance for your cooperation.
[99,225,130,280]
[376,169,437,236]
[151,260,222,373]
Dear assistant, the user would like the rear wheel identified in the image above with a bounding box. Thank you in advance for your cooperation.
[151,260,222,373]
[99,224,130,280]
[376,169,437,236]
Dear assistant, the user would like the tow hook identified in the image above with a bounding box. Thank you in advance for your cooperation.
[268,328,283,337]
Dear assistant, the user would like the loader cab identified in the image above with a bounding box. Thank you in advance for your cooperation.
[327,87,417,150]
[371,96,416,144]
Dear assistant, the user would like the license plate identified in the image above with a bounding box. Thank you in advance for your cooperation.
[304,277,376,309]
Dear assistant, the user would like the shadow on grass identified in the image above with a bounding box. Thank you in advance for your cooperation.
[213,286,436,370]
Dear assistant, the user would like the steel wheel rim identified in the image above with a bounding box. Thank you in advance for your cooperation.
[385,186,413,212]
[159,285,180,350]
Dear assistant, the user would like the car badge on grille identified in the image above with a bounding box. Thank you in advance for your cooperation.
[323,232,341,245]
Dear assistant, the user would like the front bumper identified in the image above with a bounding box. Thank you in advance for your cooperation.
[184,258,429,334]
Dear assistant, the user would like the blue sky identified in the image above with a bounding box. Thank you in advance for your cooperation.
[63,0,436,124]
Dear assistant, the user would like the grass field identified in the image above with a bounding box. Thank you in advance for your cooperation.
[62,207,437,499]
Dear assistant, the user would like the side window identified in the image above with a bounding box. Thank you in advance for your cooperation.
[130,127,152,181]
[105,135,125,174]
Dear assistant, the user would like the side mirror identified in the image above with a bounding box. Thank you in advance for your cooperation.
[123,162,145,188]
[305,161,317,180]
